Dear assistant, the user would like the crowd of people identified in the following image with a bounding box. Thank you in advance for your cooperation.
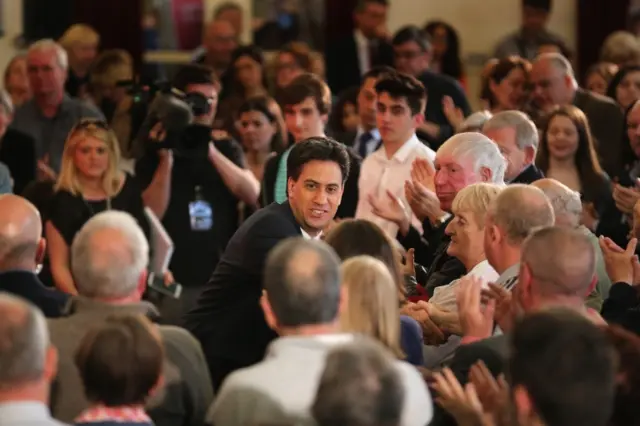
[1,0,640,426]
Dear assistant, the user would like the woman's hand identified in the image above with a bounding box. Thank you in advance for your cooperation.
[613,184,640,215]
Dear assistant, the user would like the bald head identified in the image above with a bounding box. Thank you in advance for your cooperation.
[0,195,43,270]
[532,178,582,228]
[264,238,341,328]
[522,226,595,299]
[490,184,555,245]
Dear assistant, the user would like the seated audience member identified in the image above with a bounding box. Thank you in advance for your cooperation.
[48,211,213,425]
[356,71,436,238]
[424,21,465,85]
[493,0,566,61]
[46,119,149,295]
[483,110,544,184]
[328,86,360,137]
[0,195,68,317]
[137,64,257,321]
[391,25,471,148]
[11,39,104,176]
[262,73,361,218]
[533,178,612,310]
[604,325,640,426]
[530,53,623,175]
[0,293,63,426]
[209,238,433,426]
[371,132,506,294]
[338,66,394,159]
[4,54,31,107]
[312,338,405,426]
[606,65,640,111]
[483,56,532,114]
[323,219,426,364]
[0,88,38,195]
[585,62,619,97]
[434,308,616,426]
[340,255,423,366]
[73,315,163,426]
[536,105,612,225]
[185,138,351,390]
[59,24,100,98]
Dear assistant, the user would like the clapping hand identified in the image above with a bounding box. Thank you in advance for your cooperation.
[405,180,443,223]
[432,368,492,426]
[37,154,57,182]
[410,157,436,192]
[369,190,411,234]
[469,361,509,416]
[481,283,514,333]
[599,236,637,284]
[613,184,640,215]
[442,96,465,131]
[456,275,495,340]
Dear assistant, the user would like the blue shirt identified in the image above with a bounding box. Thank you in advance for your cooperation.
[400,315,424,366]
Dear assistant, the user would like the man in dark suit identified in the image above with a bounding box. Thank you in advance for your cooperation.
[483,110,545,184]
[325,0,394,95]
[263,73,361,218]
[184,137,351,390]
[430,227,600,426]
[530,53,624,175]
[391,26,471,149]
[0,194,68,317]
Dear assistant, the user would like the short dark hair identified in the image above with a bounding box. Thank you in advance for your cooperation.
[264,238,342,327]
[391,25,431,53]
[523,0,552,12]
[287,137,350,184]
[509,308,616,426]
[355,0,389,13]
[362,66,396,83]
[279,73,332,115]
[75,314,164,407]
[172,64,218,93]
[374,72,426,116]
[312,338,403,426]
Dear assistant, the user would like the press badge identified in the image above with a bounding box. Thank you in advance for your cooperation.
[189,186,213,231]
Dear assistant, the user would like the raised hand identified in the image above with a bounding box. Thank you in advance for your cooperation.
[481,283,514,333]
[442,96,465,131]
[456,275,495,340]
[411,157,436,192]
[405,180,444,223]
[468,361,509,415]
[599,236,637,284]
[369,190,410,232]
[432,368,491,426]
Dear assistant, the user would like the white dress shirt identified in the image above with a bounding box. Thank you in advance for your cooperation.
[0,401,67,426]
[354,30,371,76]
[355,134,436,238]
[353,127,381,158]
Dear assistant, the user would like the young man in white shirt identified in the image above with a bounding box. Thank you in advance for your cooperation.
[355,71,435,238]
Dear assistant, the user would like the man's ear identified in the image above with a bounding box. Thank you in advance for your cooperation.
[321,113,329,125]
[287,177,295,199]
[137,270,149,298]
[36,238,46,266]
[524,146,536,166]
[479,166,493,182]
[260,291,278,331]
[44,345,58,383]
[413,112,425,127]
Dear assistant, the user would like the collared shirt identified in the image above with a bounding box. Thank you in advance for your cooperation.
[496,263,520,291]
[353,29,371,75]
[300,228,322,240]
[0,401,67,426]
[353,127,381,158]
[355,134,436,238]
[10,95,104,173]
[430,260,500,312]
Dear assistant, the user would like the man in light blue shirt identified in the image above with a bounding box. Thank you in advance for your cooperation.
[0,293,66,426]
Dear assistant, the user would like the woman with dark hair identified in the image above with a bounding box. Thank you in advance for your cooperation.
[424,20,465,84]
[607,65,640,111]
[217,45,269,135]
[585,62,618,97]
[328,86,360,137]
[537,105,612,222]
[481,56,531,114]
[324,219,424,366]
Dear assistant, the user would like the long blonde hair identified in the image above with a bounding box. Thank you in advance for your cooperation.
[55,119,122,197]
[340,256,405,360]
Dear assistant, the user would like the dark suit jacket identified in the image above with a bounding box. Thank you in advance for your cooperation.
[601,282,640,336]
[0,270,69,317]
[417,71,472,149]
[511,164,545,184]
[431,335,508,426]
[573,89,624,176]
[326,33,394,95]
[261,147,361,219]
[183,202,302,370]
[0,128,37,195]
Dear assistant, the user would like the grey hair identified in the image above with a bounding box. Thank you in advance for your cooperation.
[0,293,49,389]
[437,132,507,185]
[27,39,68,70]
[459,110,493,133]
[536,52,577,87]
[312,337,404,426]
[533,180,582,228]
[483,110,539,152]
[71,211,149,299]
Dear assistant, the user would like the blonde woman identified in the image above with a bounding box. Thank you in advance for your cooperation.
[341,255,423,366]
[46,119,149,294]
[59,24,100,98]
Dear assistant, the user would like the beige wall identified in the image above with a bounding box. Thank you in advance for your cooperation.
[0,0,24,82]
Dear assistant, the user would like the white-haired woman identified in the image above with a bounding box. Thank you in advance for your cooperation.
[46,119,149,294]
[59,24,100,98]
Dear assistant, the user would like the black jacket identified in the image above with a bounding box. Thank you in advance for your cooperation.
[0,270,69,317]
[511,164,545,185]
[0,128,37,195]
[601,281,640,336]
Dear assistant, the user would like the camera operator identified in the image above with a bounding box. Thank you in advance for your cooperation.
[136,64,260,324]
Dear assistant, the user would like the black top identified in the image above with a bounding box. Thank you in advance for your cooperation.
[48,174,150,246]
[0,128,37,195]
[135,136,242,288]
[0,270,69,317]
[65,69,90,98]
[183,202,302,368]
[261,146,361,219]
[511,164,545,185]
[601,281,640,336]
